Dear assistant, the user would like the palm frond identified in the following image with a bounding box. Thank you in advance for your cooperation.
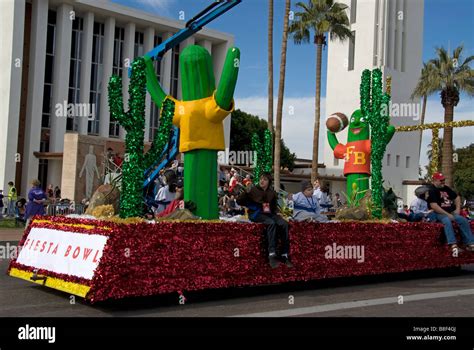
[414,45,474,99]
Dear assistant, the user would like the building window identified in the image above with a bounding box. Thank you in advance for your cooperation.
[67,17,83,132]
[112,27,125,76]
[110,27,125,138]
[149,35,162,142]
[348,31,355,71]
[396,155,400,167]
[350,0,357,24]
[134,31,144,58]
[38,159,49,192]
[88,22,104,135]
[38,130,50,186]
[406,156,410,168]
[373,0,379,66]
[42,10,56,130]
[401,31,406,72]
[170,45,179,98]
[333,157,339,166]
[386,0,393,68]
[393,29,398,71]
[386,153,391,166]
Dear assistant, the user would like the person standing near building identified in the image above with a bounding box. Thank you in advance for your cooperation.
[427,172,474,253]
[7,181,17,217]
[228,172,239,192]
[54,186,61,200]
[46,184,54,199]
[0,189,4,219]
[332,192,343,208]
[237,173,292,268]
[24,179,47,226]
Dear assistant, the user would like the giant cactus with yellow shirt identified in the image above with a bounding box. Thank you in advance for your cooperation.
[145,45,240,219]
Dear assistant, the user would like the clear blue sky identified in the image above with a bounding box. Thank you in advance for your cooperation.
[111,0,474,162]
[112,0,474,99]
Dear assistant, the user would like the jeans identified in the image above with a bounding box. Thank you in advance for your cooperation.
[435,213,474,245]
[7,200,16,216]
[408,212,425,222]
[252,213,290,256]
[426,211,438,222]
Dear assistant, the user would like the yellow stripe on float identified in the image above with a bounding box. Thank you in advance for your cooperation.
[9,268,91,298]
[32,219,112,231]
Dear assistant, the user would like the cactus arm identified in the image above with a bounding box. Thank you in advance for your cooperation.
[215,47,240,110]
[386,124,396,143]
[327,131,340,150]
[108,75,131,130]
[143,98,175,170]
[144,56,167,109]
[128,58,147,132]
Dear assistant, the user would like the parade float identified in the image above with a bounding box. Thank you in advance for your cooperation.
[7,0,474,303]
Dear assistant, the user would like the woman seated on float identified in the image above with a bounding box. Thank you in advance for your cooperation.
[291,181,329,222]
[409,190,436,222]
[156,180,184,218]
[154,170,177,214]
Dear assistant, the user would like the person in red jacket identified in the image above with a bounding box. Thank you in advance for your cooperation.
[156,182,184,218]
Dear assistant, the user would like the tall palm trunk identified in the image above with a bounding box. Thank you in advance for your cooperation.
[267,0,274,133]
[311,36,324,183]
[274,0,291,191]
[442,104,454,187]
[417,95,427,161]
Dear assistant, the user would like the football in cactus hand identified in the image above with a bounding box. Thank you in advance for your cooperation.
[326,112,349,133]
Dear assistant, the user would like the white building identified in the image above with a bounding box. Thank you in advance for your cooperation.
[0,0,233,196]
[324,0,424,204]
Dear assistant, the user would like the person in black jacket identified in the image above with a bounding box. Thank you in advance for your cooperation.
[237,173,292,268]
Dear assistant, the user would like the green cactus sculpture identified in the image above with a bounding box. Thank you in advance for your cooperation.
[252,129,273,185]
[327,69,395,218]
[363,69,395,218]
[108,57,174,218]
[145,45,240,220]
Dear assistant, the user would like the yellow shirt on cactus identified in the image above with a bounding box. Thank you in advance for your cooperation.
[169,92,234,153]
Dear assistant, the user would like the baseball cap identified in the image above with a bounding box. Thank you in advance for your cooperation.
[432,172,446,180]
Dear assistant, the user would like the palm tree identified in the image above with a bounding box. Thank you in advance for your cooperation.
[411,62,438,159]
[273,0,291,191]
[289,0,353,183]
[419,46,474,186]
[267,0,274,133]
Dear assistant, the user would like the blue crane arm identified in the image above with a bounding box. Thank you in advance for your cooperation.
[130,0,241,76]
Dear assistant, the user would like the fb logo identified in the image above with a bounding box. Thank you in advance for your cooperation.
[345,146,366,165]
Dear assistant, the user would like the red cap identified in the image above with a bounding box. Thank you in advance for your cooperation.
[432,172,446,180]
